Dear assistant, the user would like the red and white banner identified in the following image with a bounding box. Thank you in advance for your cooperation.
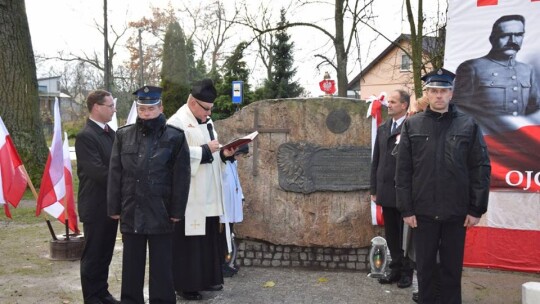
[366,93,387,226]
[0,117,28,218]
[446,0,540,272]
[36,98,66,220]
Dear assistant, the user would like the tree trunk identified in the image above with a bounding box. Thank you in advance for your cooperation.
[334,0,348,97]
[0,0,49,186]
[406,0,425,99]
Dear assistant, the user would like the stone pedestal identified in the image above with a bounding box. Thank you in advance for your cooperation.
[49,234,85,260]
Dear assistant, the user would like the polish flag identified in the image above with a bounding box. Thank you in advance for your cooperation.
[366,93,387,226]
[108,98,119,131]
[0,117,28,218]
[56,132,79,233]
[126,100,137,125]
[36,98,66,219]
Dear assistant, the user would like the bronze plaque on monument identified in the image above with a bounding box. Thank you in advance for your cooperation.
[277,142,371,193]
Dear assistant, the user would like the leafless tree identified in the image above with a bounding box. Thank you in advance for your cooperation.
[358,0,447,98]
[239,0,375,97]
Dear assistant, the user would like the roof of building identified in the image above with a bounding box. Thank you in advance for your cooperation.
[347,34,439,90]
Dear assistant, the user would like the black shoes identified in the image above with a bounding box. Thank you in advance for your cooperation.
[378,271,400,284]
[84,292,119,304]
[177,285,221,301]
[223,264,239,278]
[179,291,203,301]
[412,291,419,302]
[204,284,223,291]
[397,274,413,288]
[84,298,103,304]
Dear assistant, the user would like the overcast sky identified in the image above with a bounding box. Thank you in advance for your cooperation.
[25,0,444,96]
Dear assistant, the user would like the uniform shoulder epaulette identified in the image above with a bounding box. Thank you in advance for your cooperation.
[166,124,185,133]
[117,124,135,131]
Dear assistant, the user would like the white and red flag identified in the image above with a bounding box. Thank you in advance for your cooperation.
[108,98,119,131]
[0,117,28,218]
[366,92,387,226]
[58,132,79,233]
[126,100,137,125]
[36,98,66,220]
[446,0,540,272]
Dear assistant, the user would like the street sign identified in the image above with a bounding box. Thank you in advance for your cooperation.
[232,81,243,104]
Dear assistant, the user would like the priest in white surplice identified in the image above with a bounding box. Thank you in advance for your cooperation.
[167,78,237,301]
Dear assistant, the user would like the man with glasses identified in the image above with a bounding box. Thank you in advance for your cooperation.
[75,90,120,304]
[168,79,237,301]
[108,85,191,304]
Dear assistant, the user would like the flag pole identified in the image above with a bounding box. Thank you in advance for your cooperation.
[21,165,57,241]
[63,196,69,241]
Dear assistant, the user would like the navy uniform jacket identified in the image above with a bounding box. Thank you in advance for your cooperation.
[453,54,540,116]
[108,114,191,234]
[395,105,491,220]
[76,119,114,223]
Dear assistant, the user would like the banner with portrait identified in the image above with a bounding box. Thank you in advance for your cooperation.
[445,0,540,272]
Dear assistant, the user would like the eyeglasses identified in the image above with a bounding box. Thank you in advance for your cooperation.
[98,103,115,109]
[194,98,212,112]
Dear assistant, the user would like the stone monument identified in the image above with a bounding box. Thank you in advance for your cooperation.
[215,97,381,251]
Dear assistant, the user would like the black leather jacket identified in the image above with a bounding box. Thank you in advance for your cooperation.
[395,104,491,220]
[108,114,191,234]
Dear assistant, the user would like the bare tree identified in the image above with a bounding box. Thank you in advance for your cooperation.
[0,0,48,184]
[240,2,284,81]
[240,0,375,97]
[179,0,241,77]
[126,5,178,86]
[358,0,447,98]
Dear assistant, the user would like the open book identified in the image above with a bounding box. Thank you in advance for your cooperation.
[221,131,258,150]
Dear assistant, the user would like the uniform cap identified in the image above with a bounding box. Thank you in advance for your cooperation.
[133,85,162,105]
[421,68,455,89]
[191,79,217,103]
[234,144,249,156]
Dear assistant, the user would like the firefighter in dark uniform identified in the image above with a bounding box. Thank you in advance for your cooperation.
[108,86,191,304]
[453,14,540,117]
[396,68,491,304]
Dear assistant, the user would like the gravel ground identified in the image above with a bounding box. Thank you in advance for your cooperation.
[1,202,538,304]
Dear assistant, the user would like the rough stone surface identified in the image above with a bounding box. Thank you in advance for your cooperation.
[215,98,384,248]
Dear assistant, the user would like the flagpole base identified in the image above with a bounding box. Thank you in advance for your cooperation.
[49,234,85,261]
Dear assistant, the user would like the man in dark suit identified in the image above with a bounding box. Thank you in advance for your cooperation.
[370,89,413,288]
[75,90,119,304]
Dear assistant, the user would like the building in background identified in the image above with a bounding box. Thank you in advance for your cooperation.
[347,34,439,102]
[38,76,84,134]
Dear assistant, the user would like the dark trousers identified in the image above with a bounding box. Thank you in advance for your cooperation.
[382,206,413,275]
[414,217,466,304]
[80,218,118,300]
[121,233,176,304]
[172,216,223,292]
